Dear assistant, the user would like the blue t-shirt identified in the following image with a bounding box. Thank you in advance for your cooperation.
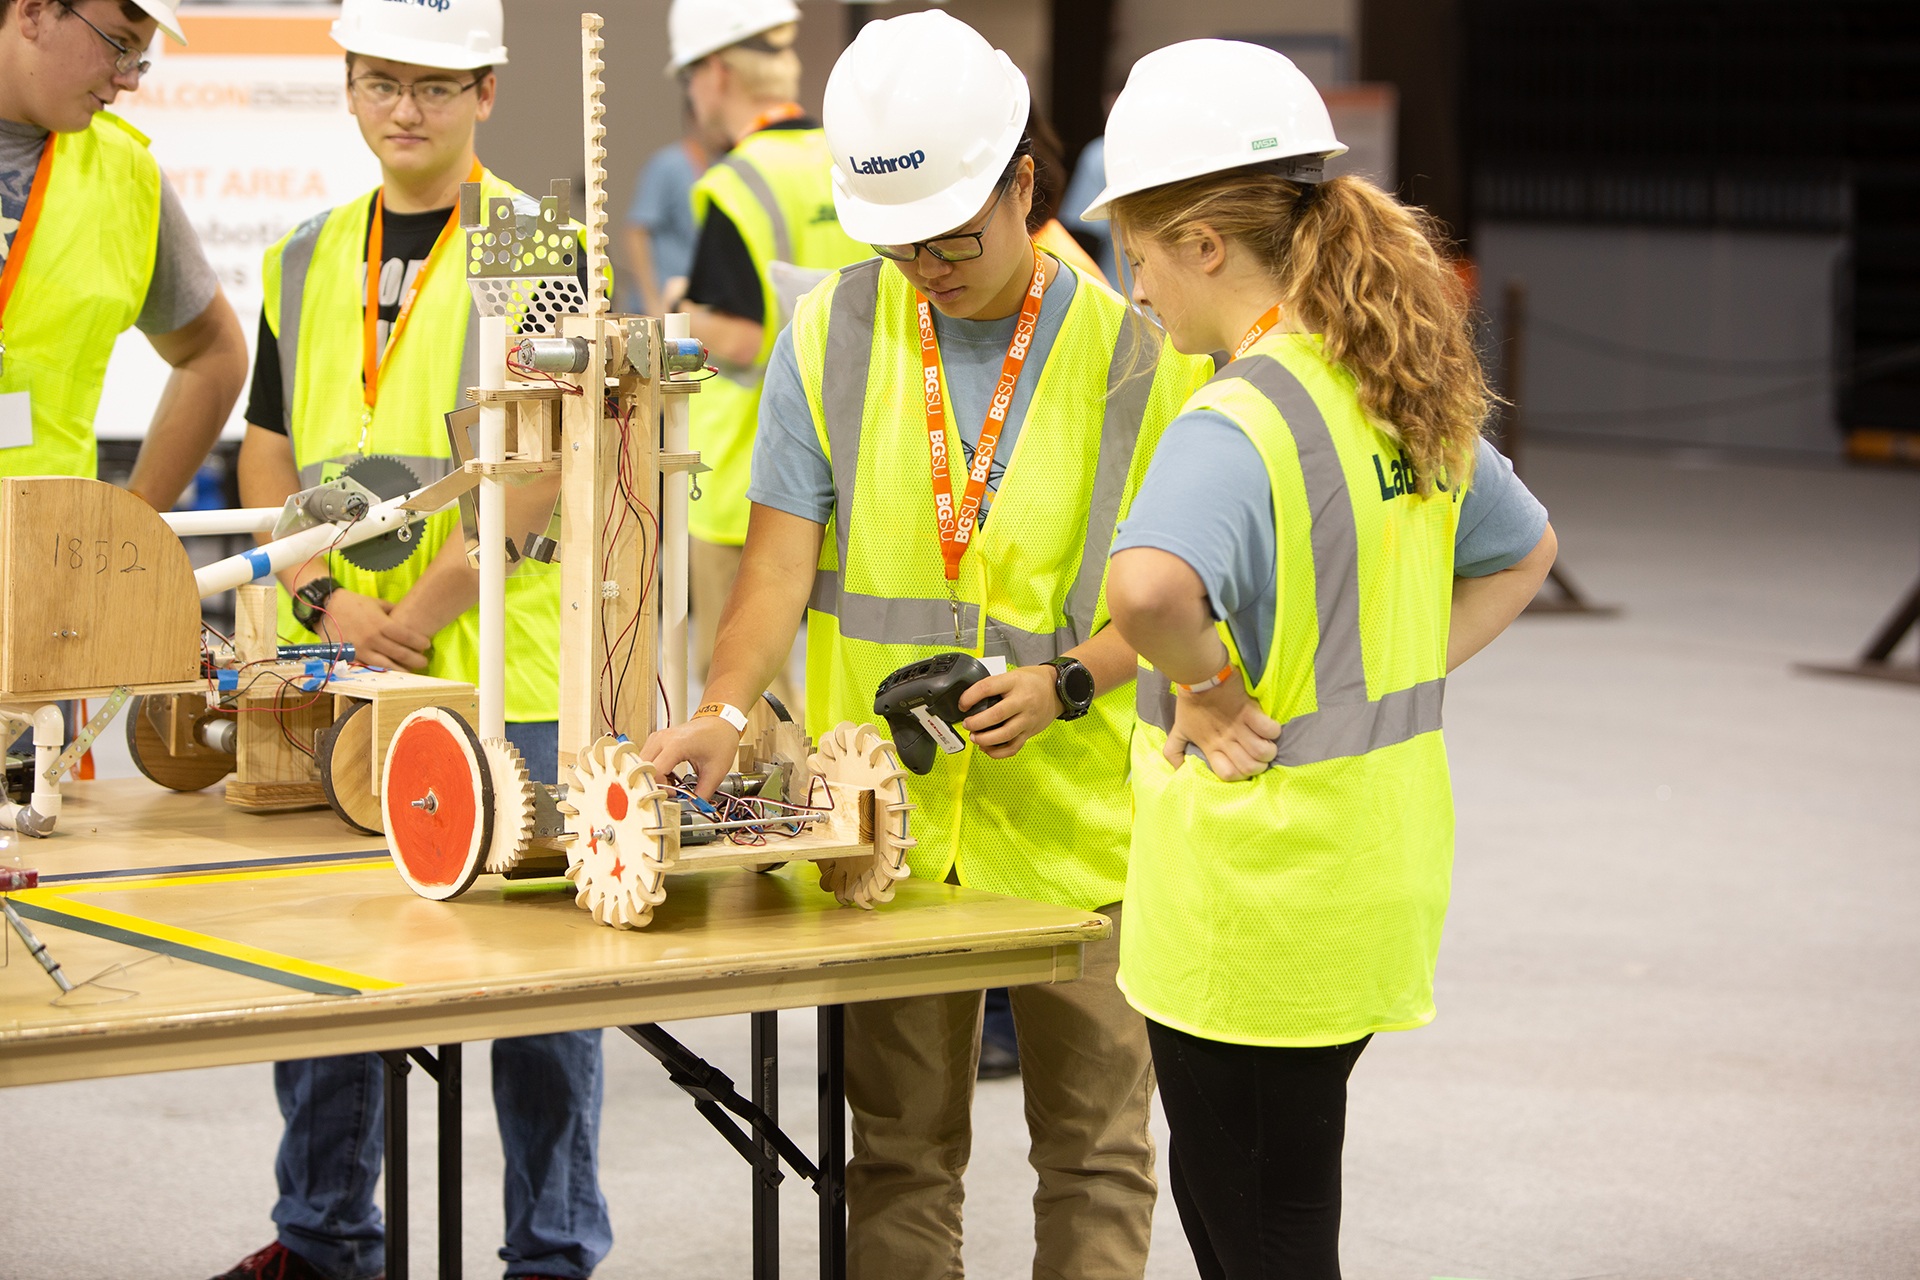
[1112,420,1547,683]
[746,264,1080,525]
[625,140,704,302]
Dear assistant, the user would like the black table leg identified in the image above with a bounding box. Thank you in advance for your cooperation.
[437,1044,461,1280]
[381,1051,411,1280]
[817,1005,846,1280]
[752,1011,780,1280]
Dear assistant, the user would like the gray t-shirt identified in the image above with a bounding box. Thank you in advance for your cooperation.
[746,264,1080,525]
[0,116,217,336]
[1112,419,1547,683]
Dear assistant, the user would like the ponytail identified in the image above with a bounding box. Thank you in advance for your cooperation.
[1114,170,1490,493]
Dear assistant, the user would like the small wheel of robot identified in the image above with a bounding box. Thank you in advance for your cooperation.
[809,721,915,909]
[381,706,494,901]
[125,693,236,793]
[559,736,673,929]
[317,702,383,835]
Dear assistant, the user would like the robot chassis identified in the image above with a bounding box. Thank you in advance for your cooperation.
[0,15,913,930]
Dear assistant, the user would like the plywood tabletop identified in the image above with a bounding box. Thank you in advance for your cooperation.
[0,781,1107,1087]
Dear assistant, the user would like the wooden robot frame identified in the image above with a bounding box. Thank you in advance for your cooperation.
[0,14,912,931]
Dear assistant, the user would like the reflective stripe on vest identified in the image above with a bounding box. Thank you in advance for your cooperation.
[1134,353,1445,765]
[809,258,1156,659]
[715,152,792,263]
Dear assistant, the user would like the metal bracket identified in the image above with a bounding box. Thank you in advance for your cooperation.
[621,1023,820,1188]
[44,687,130,783]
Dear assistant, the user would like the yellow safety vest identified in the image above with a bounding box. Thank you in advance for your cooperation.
[688,125,867,546]
[0,112,161,480]
[792,255,1210,911]
[1123,332,1462,1046]
[260,169,560,721]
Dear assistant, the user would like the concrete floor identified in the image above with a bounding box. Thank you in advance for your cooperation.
[1,441,1917,1279]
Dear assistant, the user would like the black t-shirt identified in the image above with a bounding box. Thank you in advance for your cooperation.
[684,116,822,325]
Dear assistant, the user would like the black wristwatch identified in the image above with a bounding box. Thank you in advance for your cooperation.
[1046,656,1096,721]
[291,575,339,630]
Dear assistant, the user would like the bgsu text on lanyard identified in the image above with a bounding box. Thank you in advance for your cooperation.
[916,247,1047,642]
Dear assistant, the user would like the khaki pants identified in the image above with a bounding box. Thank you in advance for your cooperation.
[689,535,802,718]
[845,903,1156,1280]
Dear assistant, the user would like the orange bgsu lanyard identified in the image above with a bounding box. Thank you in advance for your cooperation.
[0,141,58,377]
[1234,303,1283,359]
[917,246,1047,635]
[360,158,482,443]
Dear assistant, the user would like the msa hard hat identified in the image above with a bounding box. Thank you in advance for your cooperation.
[128,0,185,45]
[331,0,508,72]
[823,9,1029,247]
[666,0,802,74]
[1081,39,1346,222]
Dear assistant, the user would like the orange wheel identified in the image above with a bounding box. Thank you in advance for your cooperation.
[382,706,493,901]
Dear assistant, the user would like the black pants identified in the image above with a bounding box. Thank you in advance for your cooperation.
[1146,1019,1371,1280]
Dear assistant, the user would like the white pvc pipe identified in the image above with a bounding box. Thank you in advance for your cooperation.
[193,492,424,599]
[162,507,282,538]
[662,312,691,725]
[477,314,508,742]
[0,704,67,835]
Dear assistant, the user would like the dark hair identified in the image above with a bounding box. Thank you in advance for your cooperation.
[993,108,1068,235]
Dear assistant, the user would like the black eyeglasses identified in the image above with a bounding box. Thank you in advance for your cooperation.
[872,182,1011,263]
[59,0,149,78]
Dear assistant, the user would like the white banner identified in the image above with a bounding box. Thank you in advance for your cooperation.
[97,5,378,441]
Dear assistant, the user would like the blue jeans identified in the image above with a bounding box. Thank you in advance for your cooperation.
[273,724,609,1280]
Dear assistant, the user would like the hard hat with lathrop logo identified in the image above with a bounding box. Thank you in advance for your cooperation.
[823,9,1028,247]
[128,0,185,45]
[1080,40,1345,222]
[330,0,508,71]
[666,0,801,74]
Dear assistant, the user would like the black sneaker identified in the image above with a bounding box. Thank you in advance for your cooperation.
[211,1241,382,1280]
[977,1036,1021,1080]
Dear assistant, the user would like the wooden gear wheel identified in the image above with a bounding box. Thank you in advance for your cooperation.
[317,701,382,835]
[381,706,493,901]
[559,735,671,929]
[125,694,236,793]
[482,736,536,874]
[810,722,915,910]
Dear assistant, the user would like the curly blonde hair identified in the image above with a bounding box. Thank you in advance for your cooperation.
[1114,169,1490,492]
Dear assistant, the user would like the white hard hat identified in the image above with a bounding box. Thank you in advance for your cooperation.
[1081,40,1345,222]
[823,10,1028,247]
[331,0,508,71]
[129,0,185,45]
[666,0,802,74]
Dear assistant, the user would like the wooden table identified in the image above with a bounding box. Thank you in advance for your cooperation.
[0,780,1106,1279]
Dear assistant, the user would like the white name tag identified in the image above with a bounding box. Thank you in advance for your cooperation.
[980,655,1008,676]
[0,391,32,451]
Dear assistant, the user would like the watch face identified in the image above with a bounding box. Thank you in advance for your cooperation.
[1060,661,1095,707]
